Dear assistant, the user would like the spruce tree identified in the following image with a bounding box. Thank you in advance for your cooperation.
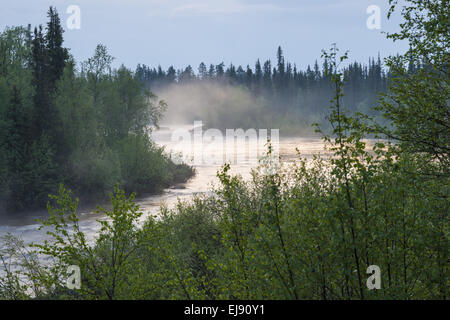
[198,62,207,79]
[45,6,69,90]
[31,25,50,138]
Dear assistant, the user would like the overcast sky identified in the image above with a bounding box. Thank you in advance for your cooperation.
[0,0,409,71]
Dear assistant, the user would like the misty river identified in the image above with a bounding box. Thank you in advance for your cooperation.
[0,125,329,247]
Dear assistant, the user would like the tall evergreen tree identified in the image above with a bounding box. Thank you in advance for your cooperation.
[31,25,50,138]
[45,6,69,89]
[263,60,272,92]
[216,62,225,79]
[254,59,263,95]
[198,62,207,79]
[208,64,215,79]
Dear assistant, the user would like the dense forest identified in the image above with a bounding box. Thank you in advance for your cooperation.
[137,48,391,114]
[0,8,194,214]
[0,0,448,300]
[136,47,397,133]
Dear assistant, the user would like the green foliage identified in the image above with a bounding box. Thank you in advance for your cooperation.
[0,9,194,214]
[137,47,389,133]
[117,134,169,194]
[375,0,449,177]
[0,1,447,301]
[5,139,444,299]
[29,186,143,299]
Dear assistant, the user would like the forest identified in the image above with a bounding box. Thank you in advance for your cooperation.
[0,8,194,214]
[136,47,392,134]
[0,0,448,300]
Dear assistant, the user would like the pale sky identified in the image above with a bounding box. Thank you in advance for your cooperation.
[0,0,409,71]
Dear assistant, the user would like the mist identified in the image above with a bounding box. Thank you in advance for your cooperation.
[137,47,389,136]
[154,81,268,129]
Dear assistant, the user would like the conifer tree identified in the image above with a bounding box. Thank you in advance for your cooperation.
[45,6,69,89]
[198,62,207,79]
[31,25,50,138]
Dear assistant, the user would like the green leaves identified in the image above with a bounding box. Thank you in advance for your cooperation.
[380,0,449,178]
[2,148,447,299]
[0,10,194,214]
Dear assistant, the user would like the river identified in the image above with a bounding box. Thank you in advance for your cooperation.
[0,125,328,247]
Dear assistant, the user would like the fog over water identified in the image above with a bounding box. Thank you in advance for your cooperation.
[0,125,329,247]
[155,82,266,128]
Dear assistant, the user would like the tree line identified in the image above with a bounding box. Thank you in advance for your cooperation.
[136,47,426,133]
[136,47,400,119]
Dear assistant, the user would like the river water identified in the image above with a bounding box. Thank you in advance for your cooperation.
[0,125,328,247]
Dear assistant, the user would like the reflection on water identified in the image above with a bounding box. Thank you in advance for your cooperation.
[0,125,328,247]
